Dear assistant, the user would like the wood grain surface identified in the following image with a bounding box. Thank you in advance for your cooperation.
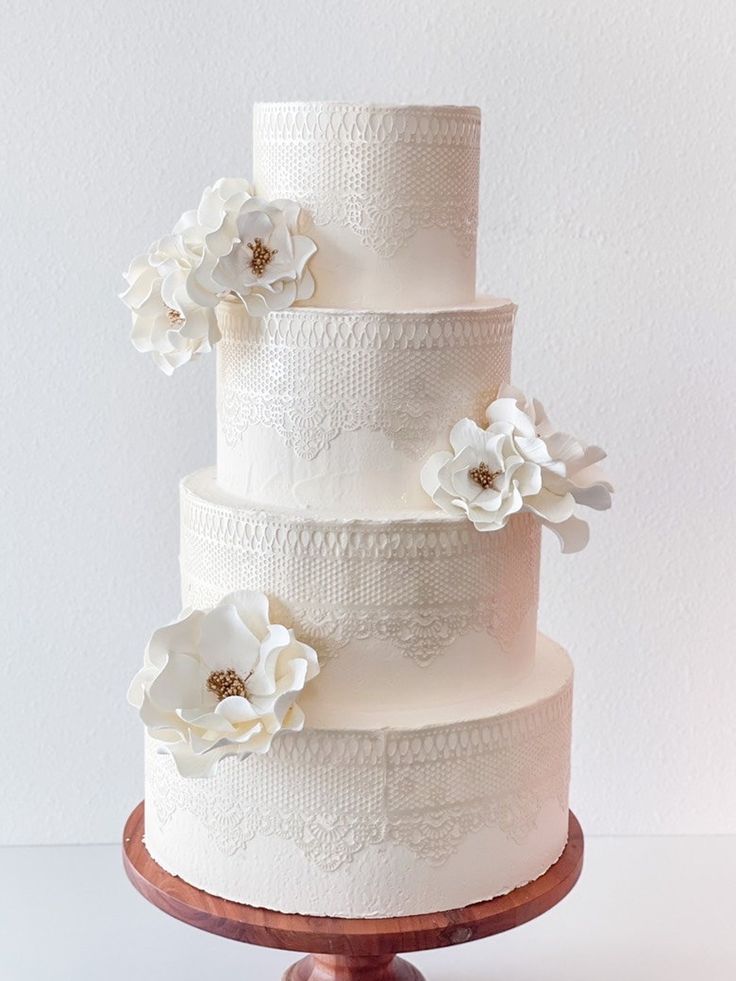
[283,953,425,981]
[123,801,583,958]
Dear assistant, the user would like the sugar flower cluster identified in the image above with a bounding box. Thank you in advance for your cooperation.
[120,179,316,374]
[421,385,613,552]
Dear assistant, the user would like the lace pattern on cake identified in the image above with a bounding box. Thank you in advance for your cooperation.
[253,104,480,257]
[180,478,540,665]
[216,303,515,462]
[146,679,571,871]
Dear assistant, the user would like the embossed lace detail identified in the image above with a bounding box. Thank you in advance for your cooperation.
[253,103,480,257]
[180,474,540,665]
[216,303,515,462]
[147,680,572,870]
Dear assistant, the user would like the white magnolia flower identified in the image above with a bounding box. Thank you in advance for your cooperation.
[487,385,613,552]
[212,197,317,316]
[420,418,542,532]
[181,177,254,295]
[121,179,318,370]
[128,591,320,777]
[421,386,613,552]
[120,222,220,376]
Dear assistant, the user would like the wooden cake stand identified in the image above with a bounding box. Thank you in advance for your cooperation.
[123,802,583,981]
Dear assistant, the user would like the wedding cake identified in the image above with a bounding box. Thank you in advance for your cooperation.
[123,103,612,918]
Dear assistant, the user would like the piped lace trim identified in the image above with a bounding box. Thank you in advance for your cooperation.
[180,477,540,665]
[147,678,571,871]
[253,103,480,257]
[216,303,515,463]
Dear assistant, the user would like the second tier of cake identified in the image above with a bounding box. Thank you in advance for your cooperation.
[216,296,516,510]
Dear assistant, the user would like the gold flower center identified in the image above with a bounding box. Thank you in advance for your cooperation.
[469,462,500,490]
[206,668,248,701]
[166,307,184,326]
[247,237,278,276]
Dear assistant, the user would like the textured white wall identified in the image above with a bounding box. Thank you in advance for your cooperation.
[1,0,734,845]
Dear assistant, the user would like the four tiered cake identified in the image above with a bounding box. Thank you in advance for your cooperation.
[123,103,611,918]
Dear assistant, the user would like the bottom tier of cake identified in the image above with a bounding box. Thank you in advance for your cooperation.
[143,636,573,918]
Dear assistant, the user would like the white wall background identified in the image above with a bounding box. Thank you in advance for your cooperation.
[1,0,734,845]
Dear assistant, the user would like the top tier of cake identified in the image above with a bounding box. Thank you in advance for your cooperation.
[252,102,480,309]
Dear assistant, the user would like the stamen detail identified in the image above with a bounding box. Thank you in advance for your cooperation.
[207,668,248,701]
[469,462,500,490]
[247,237,278,276]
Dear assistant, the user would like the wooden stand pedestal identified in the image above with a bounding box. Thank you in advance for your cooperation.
[123,802,583,981]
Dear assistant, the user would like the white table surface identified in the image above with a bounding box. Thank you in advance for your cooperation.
[1,834,734,980]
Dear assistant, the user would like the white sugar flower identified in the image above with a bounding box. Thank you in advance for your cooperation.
[128,591,320,777]
[487,385,613,552]
[121,179,318,371]
[120,222,220,376]
[212,197,317,316]
[422,387,613,552]
[420,418,542,532]
[181,177,255,295]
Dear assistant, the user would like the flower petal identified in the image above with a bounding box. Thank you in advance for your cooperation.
[236,209,274,244]
[127,665,158,708]
[524,487,576,524]
[247,279,297,313]
[295,265,316,301]
[177,707,235,735]
[167,742,222,778]
[448,418,487,457]
[420,451,452,498]
[218,590,271,642]
[147,610,203,666]
[148,652,205,711]
[198,604,261,677]
[214,695,260,725]
[570,482,613,511]
[486,396,536,437]
[541,515,590,553]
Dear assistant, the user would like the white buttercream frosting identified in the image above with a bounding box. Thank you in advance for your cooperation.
[252,102,480,308]
[179,467,540,723]
[144,636,572,917]
[215,296,515,510]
